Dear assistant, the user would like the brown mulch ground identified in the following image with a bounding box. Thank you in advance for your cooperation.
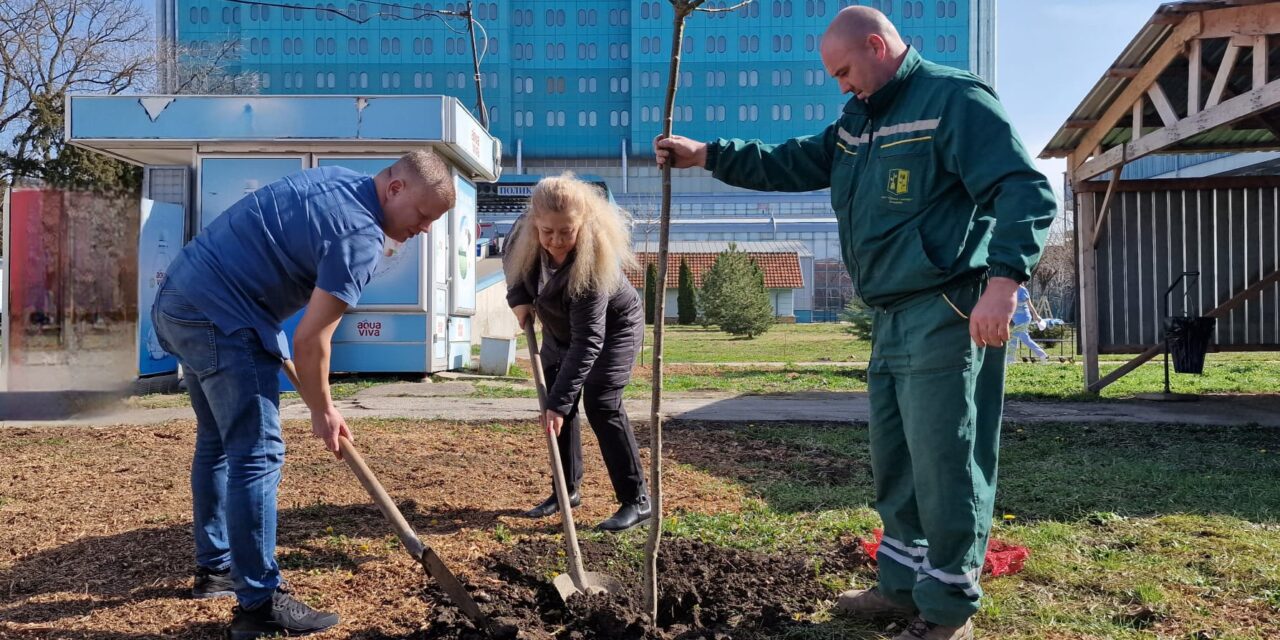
[0,418,866,639]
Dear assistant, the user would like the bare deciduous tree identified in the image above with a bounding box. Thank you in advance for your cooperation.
[152,38,261,95]
[0,0,152,186]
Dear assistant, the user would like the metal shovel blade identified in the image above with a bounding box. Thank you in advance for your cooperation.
[552,571,627,601]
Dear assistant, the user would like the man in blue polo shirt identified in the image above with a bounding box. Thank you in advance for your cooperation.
[152,150,455,639]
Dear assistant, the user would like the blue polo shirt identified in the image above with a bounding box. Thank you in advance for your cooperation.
[166,166,385,358]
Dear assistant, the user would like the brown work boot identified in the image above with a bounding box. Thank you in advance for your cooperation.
[892,617,974,640]
[834,587,917,619]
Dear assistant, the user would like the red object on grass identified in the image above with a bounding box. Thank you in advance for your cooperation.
[858,529,1029,577]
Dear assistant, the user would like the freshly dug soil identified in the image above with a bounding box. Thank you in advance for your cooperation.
[426,536,870,640]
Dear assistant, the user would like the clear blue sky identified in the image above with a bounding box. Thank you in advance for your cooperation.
[997,0,1163,197]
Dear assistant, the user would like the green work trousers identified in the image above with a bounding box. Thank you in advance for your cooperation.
[866,278,1005,627]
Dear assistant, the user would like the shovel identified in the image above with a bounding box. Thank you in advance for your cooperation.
[523,320,625,601]
[281,361,489,628]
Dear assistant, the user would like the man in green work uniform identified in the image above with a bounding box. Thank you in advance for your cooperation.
[655,7,1056,640]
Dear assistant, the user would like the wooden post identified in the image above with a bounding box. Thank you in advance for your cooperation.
[1254,35,1268,90]
[1188,38,1202,116]
[1075,180,1101,389]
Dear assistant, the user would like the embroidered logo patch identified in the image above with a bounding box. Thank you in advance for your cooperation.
[887,168,911,196]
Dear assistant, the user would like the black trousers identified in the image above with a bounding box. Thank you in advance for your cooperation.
[544,365,647,505]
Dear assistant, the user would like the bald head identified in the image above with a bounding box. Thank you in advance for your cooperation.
[824,6,904,49]
[819,6,909,101]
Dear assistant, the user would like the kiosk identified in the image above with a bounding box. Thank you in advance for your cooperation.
[64,95,501,379]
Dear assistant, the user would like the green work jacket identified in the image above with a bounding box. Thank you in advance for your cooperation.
[705,47,1058,308]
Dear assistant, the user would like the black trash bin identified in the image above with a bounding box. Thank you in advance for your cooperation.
[1164,316,1216,374]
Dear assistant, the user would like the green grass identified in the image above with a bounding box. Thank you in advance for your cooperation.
[655,420,1280,638]
[639,324,872,363]
[474,356,1276,402]
[1006,358,1280,401]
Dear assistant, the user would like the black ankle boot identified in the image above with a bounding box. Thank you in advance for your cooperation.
[597,496,652,532]
[522,490,581,518]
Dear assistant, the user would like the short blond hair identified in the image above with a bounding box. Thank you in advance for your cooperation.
[505,173,637,298]
[394,149,456,210]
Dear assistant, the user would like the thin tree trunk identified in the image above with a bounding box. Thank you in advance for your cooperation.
[644,1,694,624]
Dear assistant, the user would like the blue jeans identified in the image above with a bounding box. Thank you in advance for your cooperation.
[152,285,284,608]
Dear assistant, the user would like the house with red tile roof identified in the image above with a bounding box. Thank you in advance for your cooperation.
[625,241,812,322]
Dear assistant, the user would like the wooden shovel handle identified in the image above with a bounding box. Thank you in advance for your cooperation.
[280,360,424,558]
[523,321,590,590]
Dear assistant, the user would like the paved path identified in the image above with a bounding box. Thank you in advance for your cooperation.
[5,380,1279,428]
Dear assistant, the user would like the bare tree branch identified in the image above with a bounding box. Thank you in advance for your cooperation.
[0,0,152,186]
[693,0,753,13]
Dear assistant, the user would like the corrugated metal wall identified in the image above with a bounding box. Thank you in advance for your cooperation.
[1082,178,1280,352]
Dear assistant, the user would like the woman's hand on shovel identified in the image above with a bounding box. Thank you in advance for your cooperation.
[543,409,565,436]
[312,405,353,460]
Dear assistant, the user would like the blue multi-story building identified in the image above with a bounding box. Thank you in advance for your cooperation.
[158,0,995,319]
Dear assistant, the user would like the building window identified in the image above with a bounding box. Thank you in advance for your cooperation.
[359,38,368,54]
[804,104,812,120]
[782,69,791,86]
[360,72,368,88]
[782,104,791,120]
[261,73,271,88]
[579,111,587,127]
[948,35,957,52]
[621,111,630,126]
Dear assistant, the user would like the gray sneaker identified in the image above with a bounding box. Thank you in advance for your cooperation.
[892,617,974,640]
[227,585,339,639]
[834,587,917,619]
[192,566,235,599]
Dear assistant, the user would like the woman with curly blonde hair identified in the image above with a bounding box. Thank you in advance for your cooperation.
[505,173,650,532]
